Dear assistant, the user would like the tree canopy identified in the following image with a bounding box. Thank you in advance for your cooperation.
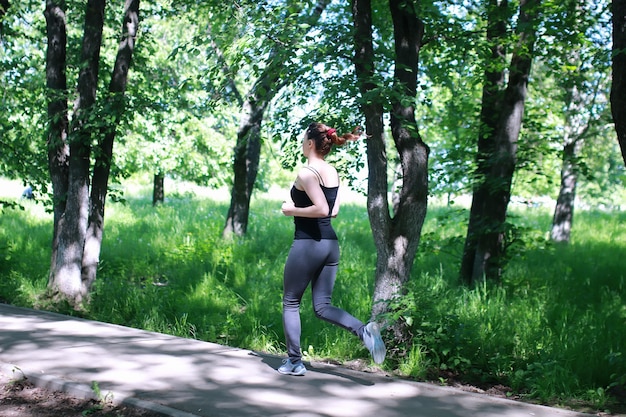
[0,0,623,310]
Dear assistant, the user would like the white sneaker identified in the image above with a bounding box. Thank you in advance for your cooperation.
[362,322,386,364]
[278,358,307,376]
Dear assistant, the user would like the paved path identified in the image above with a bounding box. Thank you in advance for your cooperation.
[0,304,592,417]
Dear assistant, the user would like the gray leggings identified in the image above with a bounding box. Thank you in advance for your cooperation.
[282,239,365,362]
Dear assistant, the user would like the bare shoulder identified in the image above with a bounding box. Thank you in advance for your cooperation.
[295,166,318,190]
[299,163,339,188]
[319,163,339,187]
[297,166,318,181]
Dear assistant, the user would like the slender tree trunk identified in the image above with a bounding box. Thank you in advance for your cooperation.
[352,0,428,349]
[552,29,609,242]
[44,0,70,280]
[153,172,164,206]
[83,0,140,288]
[612,0,626,166]
[551,140,582,242]
[551,83,587,243]
[460,0,541,284]
[222,0,330,237]
[48,0,105,306]
[223,99,264,237]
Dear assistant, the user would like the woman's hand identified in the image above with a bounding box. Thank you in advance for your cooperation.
[281,200,296,216]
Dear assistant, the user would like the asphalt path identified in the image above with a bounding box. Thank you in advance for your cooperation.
[0,304,593,417]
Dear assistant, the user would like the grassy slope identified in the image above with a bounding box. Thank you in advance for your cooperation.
[1,178,624,413]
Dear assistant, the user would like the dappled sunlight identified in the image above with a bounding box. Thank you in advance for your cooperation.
[230,388,314,409]
[233,387,380,416]
[207,363,276,385]
[0,305,596,417]
[320,381,421,400]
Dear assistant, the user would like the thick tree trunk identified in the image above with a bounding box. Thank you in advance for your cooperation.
[461,0,540,284]
[372,0,429,343]
[48,0,105,306]
[83,0,140,288]
[612,0,626,166]
[352,0,387,314]
[353,0,428,349]
[44,0,70,280]
[222,0,330,237]
[48,0,139,304]
[460,0,506,283]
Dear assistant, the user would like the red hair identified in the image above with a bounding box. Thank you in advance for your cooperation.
[306,122,361,156]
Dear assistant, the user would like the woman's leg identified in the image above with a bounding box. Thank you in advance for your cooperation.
[311,240,364,336]
[282,240,316,362]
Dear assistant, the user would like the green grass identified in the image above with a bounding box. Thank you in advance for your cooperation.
[1,187,625,414]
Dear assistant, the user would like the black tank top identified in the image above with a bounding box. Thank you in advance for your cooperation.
[291,167,338,240]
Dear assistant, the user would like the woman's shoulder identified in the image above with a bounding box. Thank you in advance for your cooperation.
[318,163,339,187]
[297,165,321,181]
[299,163,338,186]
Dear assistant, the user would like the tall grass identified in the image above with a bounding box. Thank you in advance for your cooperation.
[1,189,624,412]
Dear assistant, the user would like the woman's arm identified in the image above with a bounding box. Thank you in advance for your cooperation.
[281,169,329,218]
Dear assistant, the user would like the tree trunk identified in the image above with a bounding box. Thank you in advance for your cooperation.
[83,0,140,289]
[223,100,264,237]
[551,82,587,243]
[222,0,330,237]
[44,0,70,280]
[460,0,507,283]
[551,140,582,243]
[353,0,428,348]
[379,0,429,342]
[153,172,164,206]
[612,0,626,166]
[0,0,10,35]
[460,0,541,284]
[48,0,106,306]
[47,0,138,305]
[552,26,609,242]
[352,0,387,314]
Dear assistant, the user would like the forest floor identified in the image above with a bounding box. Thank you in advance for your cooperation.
[0,369,162,417]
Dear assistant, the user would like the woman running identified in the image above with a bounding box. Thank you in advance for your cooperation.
[278,122,386,376]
